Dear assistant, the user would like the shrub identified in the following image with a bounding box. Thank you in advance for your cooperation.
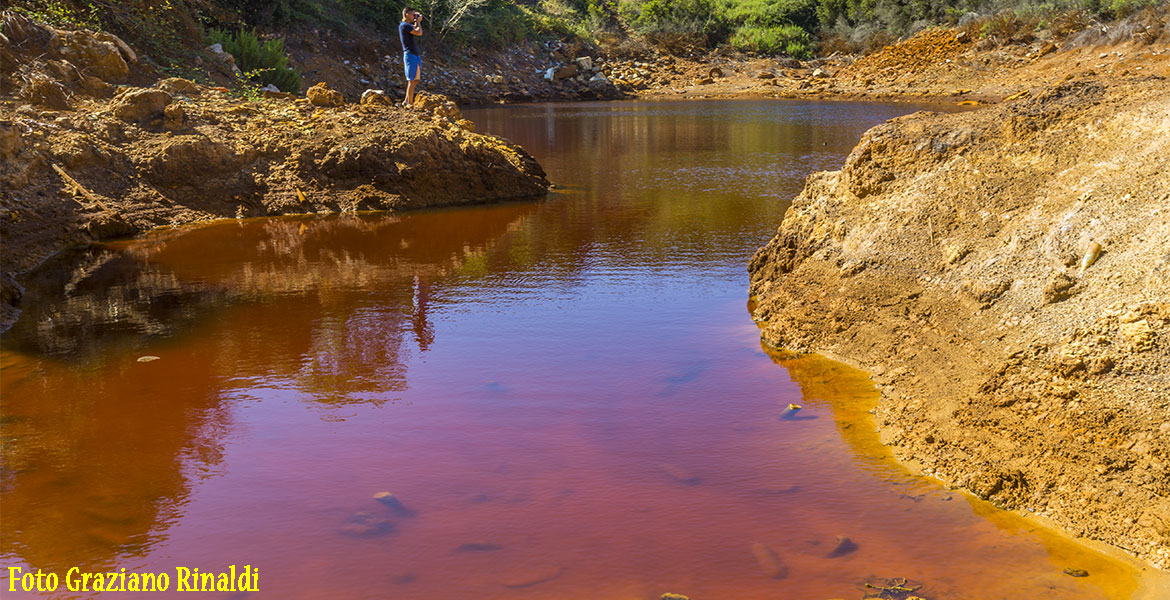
[205,28,302,93]
[729,23,813,55]
[620,0,727,42]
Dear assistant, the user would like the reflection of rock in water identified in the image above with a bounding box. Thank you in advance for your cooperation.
[0,206,540,572]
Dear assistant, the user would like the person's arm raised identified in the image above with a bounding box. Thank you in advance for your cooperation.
[412,15,423,35]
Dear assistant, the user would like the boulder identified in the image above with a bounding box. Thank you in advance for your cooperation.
[112,88,172,122]
[157,77,200,95]
[575,56,593,71]
[81,74,114,98]
[164,103,185,130]
[360,89,393,107]
[812,67,831,78]
[551,65,578,80]
[24,76,72,110]
[95,31,137,64]
[307,82,344,107]
[49,30,129,82]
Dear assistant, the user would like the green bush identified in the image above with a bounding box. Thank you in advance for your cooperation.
[729,23,813,55]
[722,0,819,31]
[205,29,302,93]
[620,0,726,39]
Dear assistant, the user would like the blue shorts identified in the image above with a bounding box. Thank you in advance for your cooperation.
[404,52,421,81]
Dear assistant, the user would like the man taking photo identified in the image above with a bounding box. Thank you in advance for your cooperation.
[399,7,423,107]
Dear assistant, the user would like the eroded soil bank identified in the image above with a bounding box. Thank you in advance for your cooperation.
[748,63,1170,570]
[0,14,548,330]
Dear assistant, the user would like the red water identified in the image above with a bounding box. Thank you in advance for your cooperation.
[0,100,1138,599]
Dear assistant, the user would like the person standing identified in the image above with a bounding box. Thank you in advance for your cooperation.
[399,7,423,107]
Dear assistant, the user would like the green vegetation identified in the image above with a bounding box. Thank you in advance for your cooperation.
[6,0,1164,65]
[205,28,302,93]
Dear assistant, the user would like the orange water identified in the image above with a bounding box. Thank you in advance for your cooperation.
[0,101,1138,599]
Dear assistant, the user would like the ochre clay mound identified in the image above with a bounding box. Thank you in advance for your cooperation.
[749,76,1170,569]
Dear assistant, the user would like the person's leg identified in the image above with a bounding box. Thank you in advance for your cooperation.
[405,79,418,106]
[404,54,421,106]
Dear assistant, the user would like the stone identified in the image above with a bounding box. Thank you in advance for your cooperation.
[85,212,136,240]
[780,403,802,419]
[263,90,297,100]
[49,30,129,82]
[307,82,344,107]
[361,89,393,107]
[158,77,199,95]
[551,64,578,80]
[112,88,172,122]
[95,31,136,64]
[575,56,593,71]
[751,543,788,578]
[81,75,115,98]
[339,511,394,537]
[589,72,609,84]
[500,566,564,589]
[455,542,502,552]
[208,42,224,54]
[660,463,701,485]
[24,77,71,110]
[455,119,476,132]
[756,70,775,79]
[708,67,724,78]
[1042,272,1076,304]
[825,535,858,558]
[373,491,416,517]
[137,356,160,363]
[164,103,184,130]
[696,77,714,85]
[1120,320,1154,352]
[0,121,22,159]
[956,30,970,43]
[261,83,280,93]
[1064,568,1089,577]
[661,595,690,600]
[812,67,831,78]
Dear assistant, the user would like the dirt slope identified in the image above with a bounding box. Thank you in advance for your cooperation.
[0,14,548,330]
[748,72,1170,569]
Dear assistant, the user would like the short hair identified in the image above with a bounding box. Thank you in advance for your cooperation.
[402,7,415,19]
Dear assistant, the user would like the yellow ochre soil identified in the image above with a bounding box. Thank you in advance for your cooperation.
[748,36,1170,572]
[0,13,548,328]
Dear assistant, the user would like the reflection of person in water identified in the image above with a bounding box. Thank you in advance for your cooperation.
[411,274,433,352]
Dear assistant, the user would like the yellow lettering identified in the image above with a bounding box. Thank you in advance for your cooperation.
[7,567,20,592]
[66,567,81,592]
[176,567,193,591]
[199,572,215,591]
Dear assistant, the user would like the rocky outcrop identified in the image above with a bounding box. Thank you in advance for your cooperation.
[0,85,548,330]
[748,77,1170,568]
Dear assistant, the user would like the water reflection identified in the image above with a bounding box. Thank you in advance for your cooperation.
[0,100,1144,599]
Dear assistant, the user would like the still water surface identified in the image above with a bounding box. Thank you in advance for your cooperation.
[0,100,1138,598]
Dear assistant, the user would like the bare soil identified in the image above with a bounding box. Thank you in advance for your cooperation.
[748,41,1170,571]
[1,13,548,330]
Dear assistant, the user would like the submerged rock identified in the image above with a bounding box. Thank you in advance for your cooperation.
[339,511,394,537]
[660,463,701,485]
[751,542,789,578]
[825,535,858,558]
[373,491,416,517]
[500,566,564,589]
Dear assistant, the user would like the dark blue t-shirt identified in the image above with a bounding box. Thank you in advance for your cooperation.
[399,21,419,55]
